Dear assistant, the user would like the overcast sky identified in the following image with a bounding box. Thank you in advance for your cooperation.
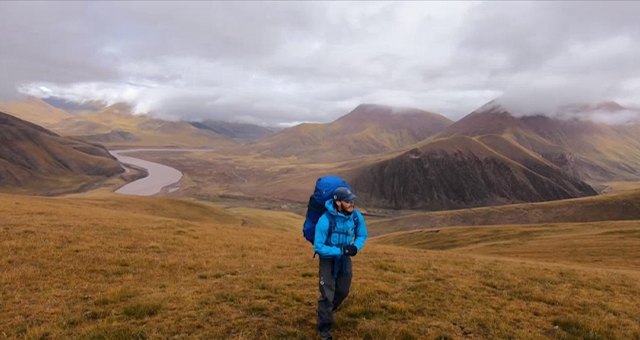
[2,1,640,125]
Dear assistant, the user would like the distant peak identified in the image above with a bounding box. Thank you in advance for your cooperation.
[102,102,133,112]
[349,103,437,116]
[596,101,625,111]
[25,95,51,106]
[559,101,627,112]
[468,99,513,117]
[352,103,393,111]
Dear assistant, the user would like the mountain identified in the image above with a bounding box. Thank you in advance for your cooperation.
[348,135,596,209]
[553,101,640,123]
[42,96,105,114]
[0,111,124,194]
[1,98,238,148]
[190,120,275,141]
[436,100,640,182]
[0,96,74,127]
[253,104,453,161]
[617,122,640,143]
[47,103,237,148]
[518,114,640,181]
[437,101,529,138]
[345,100,640,210]
[345,102,615,209]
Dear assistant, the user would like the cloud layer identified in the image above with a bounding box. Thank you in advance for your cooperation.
[2,1,640,125]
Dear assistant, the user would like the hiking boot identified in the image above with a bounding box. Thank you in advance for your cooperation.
[319,330,333,340]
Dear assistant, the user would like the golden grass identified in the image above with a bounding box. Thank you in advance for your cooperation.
[225,207,305,232]
[372,221,640,271]
[0,175,100,196]
[475,134,557,169]
[2,193,640,339]
[0,97,74,127]
[368,188,640,235]
[599,180,640,194]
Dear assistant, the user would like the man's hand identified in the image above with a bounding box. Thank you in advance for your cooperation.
[342,245,358,257]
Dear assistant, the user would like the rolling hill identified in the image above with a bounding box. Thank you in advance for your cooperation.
[252,104,453,161]
[42,96,106,114]
[0,96,74,127]
[0,97,239,148]
[366,187,640,235]
[190,120,276,141]
[46,103,237,148]
[348,135,596,210]
[0,111,124,195]
[371,219,640,271]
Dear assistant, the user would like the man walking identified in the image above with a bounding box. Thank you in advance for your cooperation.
[313,187,368,340]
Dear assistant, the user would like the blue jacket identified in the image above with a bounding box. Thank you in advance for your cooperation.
[313,199,368,258]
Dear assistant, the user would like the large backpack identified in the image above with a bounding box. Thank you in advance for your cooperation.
[303,175,354,244]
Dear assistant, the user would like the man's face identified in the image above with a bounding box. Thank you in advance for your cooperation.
[336,200,355,214]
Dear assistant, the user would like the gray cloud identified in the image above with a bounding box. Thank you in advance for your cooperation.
[2,1,640,125]
[0,2,120,99]
[458,1,640,114]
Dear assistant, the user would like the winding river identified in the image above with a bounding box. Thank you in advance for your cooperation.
[109,149,211,196]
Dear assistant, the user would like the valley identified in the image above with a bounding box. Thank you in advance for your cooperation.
[2,98,640,340]
[109,149,215,196]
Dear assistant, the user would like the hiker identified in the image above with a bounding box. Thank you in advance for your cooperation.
[313,186,368,340]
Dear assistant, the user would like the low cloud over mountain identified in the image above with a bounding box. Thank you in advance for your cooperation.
[2,2,640,125]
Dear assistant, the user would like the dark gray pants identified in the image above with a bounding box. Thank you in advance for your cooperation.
[318,257,352,332]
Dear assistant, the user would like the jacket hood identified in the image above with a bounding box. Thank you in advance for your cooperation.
[325,199,354,220]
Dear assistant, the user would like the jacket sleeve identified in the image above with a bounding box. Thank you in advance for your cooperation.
[353,211,368,251]
[313,214,343,257]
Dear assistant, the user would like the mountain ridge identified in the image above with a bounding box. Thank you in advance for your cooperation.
[344,100,640,210]
[0,111,124,195]
[252,103,454,161]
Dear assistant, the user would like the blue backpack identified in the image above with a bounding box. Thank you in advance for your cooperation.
[303,176,358,244]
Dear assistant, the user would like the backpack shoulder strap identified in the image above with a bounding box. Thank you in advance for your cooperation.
[326,213,337,238]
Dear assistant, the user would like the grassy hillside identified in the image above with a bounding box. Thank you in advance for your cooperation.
[519,115,640,182]
[349,135,596,210]
[191,120,275,141]
[617,122,640,143]
[0,96,74,127]
[432,101,640,184]
[0,111,124,195]
[43,103,237,148]
[372,220,640,270]
[367,188,640,235]
[2,193,640,339]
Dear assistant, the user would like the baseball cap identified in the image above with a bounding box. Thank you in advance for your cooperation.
[333,187,357,202]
